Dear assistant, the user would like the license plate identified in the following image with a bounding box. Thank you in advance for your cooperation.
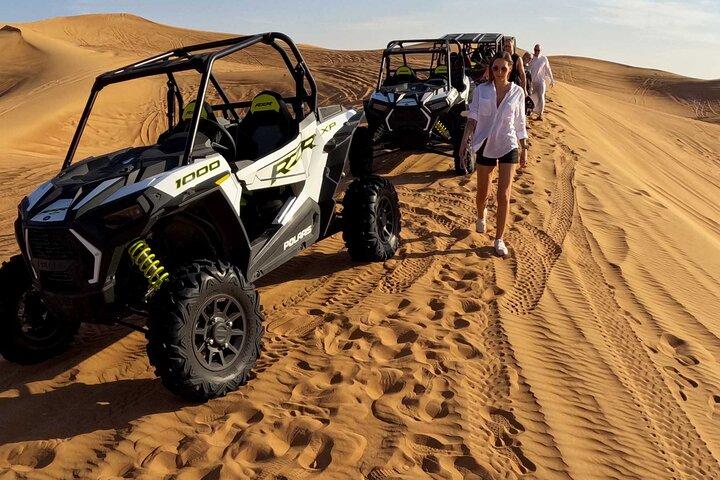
[33,258,71,271]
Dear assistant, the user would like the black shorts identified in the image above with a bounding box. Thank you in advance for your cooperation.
[476,142,519,166]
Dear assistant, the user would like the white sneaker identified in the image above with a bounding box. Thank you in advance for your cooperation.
[494,238,509,256]
[476,209,487,233]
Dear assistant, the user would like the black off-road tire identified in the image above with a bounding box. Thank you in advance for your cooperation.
[349,126,374,177]
[453,119,475,175]
[0,255,79,364]
[146,260,263,401]
[342,175,401,262]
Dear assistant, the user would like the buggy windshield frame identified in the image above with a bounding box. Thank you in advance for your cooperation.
[376,38,462,89]
[62,32,318,170]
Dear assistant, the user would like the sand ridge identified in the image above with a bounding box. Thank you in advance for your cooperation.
[0,13,719,480]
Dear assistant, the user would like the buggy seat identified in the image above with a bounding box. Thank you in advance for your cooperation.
[384,65,418,86]
[158,100,220,144]
[431,65,448,79]
[181,100,215,121]
[235,91,299,161]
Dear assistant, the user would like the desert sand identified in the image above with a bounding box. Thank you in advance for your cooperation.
[1,13,719,480]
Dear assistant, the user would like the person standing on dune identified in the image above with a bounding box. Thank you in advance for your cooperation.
[459,53,528,257]
[528,44,555,120]
[503,37,527,95]
[522,51,533,92]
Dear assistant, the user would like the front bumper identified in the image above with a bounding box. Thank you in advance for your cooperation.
[42,280,116,322]
[366,99,451,137]
[17,221,125,323]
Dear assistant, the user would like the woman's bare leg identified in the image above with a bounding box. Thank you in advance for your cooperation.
[495,162,516,239]
[476,165,495,217]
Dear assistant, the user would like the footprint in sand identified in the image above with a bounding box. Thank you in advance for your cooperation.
[427,298,445,321]
[297,433,334,471]
[460,298,483,314]
[140,446,177,474]
[422,454,442,474]
[658,333,708,367]
[453,317,470,329]
[447,332,481,360]
[453,455,494,480]
[296,359,314,371]
[483,407,536,475]
[229,405,265,426]
[663,366,699,401]
[7,443,56,469]
[450,227,472,240]
[482,286,506,302]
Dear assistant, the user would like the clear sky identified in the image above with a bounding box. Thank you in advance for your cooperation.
[1,0,718,79]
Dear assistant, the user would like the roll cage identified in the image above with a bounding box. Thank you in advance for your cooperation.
[62,32,318,171]
[443,33,502,64]
[376,38,462,89]
[442,33,503,55]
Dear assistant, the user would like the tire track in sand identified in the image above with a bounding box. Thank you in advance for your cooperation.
[496,97,720,479]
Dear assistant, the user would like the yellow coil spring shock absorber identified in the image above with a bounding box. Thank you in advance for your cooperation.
[128,240,170,294]
[434,120,451,140]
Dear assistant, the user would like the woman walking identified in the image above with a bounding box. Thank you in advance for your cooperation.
[503,37,527,95]
[459,53,528,257]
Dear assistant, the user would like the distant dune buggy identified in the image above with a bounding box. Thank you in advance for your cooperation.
[363,38,475,175]
[0,33,401,400]
[442,32,503,84]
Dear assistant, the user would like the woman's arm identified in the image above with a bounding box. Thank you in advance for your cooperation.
[460,86,482,158]
[514,96,528,141]
[517,57,527,94]
[459,118,477,159]
[514,95,528,167]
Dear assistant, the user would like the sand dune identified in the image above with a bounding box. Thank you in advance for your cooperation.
[1,14,719,480]
[0,25,45,98]
[551,55,720,123]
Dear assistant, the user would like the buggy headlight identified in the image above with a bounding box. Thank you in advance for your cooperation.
[397,97,418,106]
[427,99,448,111]
[103,204,144,229]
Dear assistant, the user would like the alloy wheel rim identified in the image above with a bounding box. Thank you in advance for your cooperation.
[17,291,60,342]
[377,196,395,242]
[193,294,247,372]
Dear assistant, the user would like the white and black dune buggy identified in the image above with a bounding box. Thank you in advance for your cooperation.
[363,38,476,175]
[0,33,401,400]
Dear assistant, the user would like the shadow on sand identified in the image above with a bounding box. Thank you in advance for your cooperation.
[0,377,184,443]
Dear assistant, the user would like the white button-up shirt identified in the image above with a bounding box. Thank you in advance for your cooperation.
[467,81,527,158]
[528,54,554,85]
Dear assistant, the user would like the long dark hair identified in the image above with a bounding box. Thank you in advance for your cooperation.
[485,52,513,83]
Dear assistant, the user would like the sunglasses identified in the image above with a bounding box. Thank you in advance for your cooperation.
[492,65,509,72]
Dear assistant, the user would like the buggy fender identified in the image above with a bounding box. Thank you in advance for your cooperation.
[317,110,364,236]
[142,188,252,271]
